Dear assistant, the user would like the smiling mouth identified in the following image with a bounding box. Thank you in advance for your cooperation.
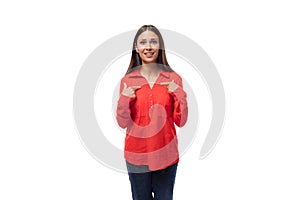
[144,52,155,58]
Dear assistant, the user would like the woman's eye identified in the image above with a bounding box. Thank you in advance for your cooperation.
[151,40,158,44]
[140,41,146,45]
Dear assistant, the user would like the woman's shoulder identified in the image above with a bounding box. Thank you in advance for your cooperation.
[120,68,140,82]
[169,71,183,82]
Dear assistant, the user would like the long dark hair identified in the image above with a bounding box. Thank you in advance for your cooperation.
[126,25,174,74]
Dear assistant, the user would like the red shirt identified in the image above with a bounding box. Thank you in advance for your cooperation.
[116,68,188,170]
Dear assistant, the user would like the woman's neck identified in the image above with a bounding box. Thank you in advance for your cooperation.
[140,63,161,76]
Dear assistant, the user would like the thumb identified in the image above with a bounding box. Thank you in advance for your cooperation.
[123,82,127,89]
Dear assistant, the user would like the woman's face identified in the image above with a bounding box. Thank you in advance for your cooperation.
[136,30,160,64]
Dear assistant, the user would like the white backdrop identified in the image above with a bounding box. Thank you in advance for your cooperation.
[1,0,299,199]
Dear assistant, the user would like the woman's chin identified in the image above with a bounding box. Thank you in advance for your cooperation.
[141,57,158,64]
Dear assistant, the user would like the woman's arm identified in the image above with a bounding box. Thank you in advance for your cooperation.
[116,79,132,129]
[170,75,188,127]
[116,78,140,129]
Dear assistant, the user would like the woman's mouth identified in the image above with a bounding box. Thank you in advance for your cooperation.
[144,52,155,58]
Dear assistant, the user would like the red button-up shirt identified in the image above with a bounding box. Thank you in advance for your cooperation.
[116,68,188,170]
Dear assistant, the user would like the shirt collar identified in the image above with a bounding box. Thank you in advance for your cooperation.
[128,67,170,78]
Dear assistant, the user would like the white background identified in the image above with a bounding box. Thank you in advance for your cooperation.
[1,0,299,199]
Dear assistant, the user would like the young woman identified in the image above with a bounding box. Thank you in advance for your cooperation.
[116,25,188,200]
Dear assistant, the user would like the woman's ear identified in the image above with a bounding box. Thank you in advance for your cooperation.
[135,45,139,53]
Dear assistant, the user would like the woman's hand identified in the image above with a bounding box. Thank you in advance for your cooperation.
[160,80,179,93]
[122,83,141,98]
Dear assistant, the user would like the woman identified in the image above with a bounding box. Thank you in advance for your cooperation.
[116,25,188,200]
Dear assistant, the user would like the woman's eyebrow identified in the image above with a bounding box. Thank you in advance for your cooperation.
[139,38,159,41]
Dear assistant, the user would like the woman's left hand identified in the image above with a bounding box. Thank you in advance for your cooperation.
[160,80,179,93]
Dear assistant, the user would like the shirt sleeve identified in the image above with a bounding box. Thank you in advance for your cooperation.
[116,78,133,129]
[170,74,188,127]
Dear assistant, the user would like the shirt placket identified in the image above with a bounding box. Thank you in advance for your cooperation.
[149,92,153,116]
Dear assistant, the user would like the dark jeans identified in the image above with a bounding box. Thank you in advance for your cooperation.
[126,161,178,200]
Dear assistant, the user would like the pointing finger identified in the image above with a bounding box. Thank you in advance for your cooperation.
[160,82,170,86]
[131,86,141,90]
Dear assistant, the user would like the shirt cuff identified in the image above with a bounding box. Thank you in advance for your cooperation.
[118,94,134,104]
[170,86,186,100]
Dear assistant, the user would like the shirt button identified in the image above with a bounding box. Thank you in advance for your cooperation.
[150,93,152,96]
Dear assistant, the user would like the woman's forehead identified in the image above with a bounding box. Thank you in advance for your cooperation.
[138,31,159,40]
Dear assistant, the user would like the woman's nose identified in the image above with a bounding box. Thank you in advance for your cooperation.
[145,41,152,49]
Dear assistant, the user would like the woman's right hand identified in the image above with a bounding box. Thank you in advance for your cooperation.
[121,83,141,98]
